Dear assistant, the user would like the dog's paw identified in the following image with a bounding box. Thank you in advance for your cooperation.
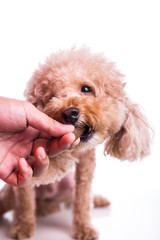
[73,225,98,240]
[10,224,35,239]
[93,195,110,208]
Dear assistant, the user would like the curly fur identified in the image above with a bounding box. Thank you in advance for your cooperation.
[0,47,152,239]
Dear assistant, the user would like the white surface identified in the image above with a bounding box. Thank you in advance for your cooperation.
[0,0,160,239]
[1,169,160,240]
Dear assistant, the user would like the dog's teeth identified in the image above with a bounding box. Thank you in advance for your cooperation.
[88,127,92,133]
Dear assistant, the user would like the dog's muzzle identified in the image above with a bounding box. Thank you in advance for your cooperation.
[62,107,94,142]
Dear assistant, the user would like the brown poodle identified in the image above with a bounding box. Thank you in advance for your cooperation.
[0,47,151,239]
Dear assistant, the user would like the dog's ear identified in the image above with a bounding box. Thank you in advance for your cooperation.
[24,75,53,110]
[104,98,152,161]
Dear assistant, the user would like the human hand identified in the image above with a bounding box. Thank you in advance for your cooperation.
[0,97,77,187]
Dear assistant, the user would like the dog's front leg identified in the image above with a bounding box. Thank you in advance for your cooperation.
[73,148,98,240]
[10,185,36,239]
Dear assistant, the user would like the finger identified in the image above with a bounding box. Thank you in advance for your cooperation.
[47,133,76,157]
[4,158,33,187]
[33,147,49,177]
[25,102,74,137]
[32,138,48,154]
[70,138,80,149]
[17,158,33,186]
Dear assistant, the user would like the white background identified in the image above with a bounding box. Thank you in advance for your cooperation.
[0,1,160,239]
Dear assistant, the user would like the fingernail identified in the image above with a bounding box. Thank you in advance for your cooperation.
[70,138,80,150]
[39,148,46,160]
[21,158,28,167]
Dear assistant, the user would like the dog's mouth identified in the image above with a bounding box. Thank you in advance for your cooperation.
[79,125,94,142]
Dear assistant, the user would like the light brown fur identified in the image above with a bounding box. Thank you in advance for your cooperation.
[0,47,152,239]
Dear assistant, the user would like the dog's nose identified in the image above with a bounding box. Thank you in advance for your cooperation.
[62,107,80,125]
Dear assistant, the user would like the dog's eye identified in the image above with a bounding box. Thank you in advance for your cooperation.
[81,86,92,93]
